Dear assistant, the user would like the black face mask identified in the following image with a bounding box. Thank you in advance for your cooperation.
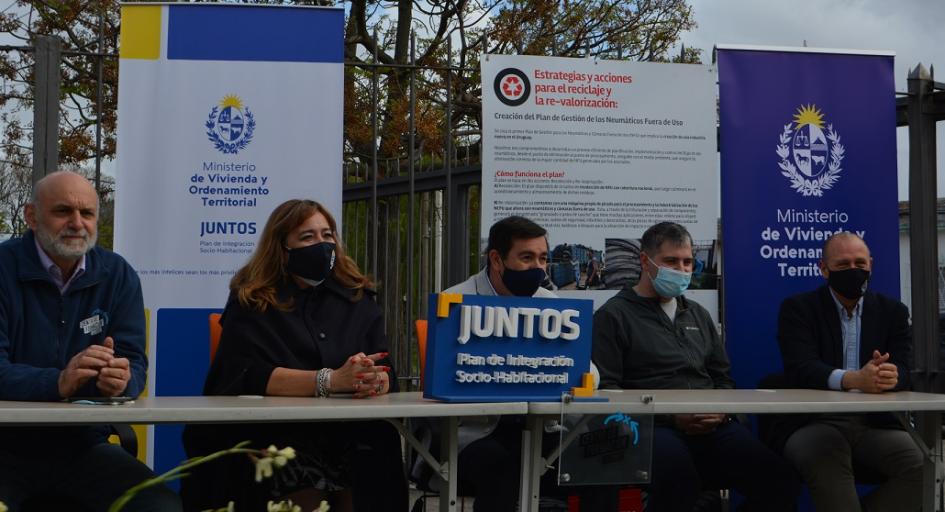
[500,264,546,297]
[827,267,870,300]
[286,242,336,286]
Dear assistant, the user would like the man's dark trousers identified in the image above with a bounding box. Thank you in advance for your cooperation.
[648,420,799,512]
[0,442,181,511]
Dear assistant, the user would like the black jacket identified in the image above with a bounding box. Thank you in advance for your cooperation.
[0,231,147,454]
[778,286,911,391]
[766,285,912,451]
[592,287,733,390]
[202,277,394,396]
[181,277,405,511]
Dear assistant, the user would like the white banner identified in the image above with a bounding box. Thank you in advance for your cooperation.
[481,55,718,312]
[114,3,344,470]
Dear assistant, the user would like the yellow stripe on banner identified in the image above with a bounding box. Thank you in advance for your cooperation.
[119,6,161,60]
[111,308,150,462]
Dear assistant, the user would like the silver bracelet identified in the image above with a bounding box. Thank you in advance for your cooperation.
[316,368,332,397]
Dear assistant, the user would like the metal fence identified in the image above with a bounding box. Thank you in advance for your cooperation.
[339,34,486,388]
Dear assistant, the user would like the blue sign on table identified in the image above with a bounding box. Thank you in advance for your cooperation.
[423,294,594,402]
[717,46,898,388]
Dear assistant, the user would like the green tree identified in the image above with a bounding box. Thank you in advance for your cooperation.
[0,157,32,236]
[342,0,698,172]
[0,0,119,165]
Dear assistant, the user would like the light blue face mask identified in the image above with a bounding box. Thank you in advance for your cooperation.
[648,262,692,298]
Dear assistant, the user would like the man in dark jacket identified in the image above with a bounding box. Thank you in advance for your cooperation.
[0,171,180,511]
[593,222,798,512]
[777,232,922,511]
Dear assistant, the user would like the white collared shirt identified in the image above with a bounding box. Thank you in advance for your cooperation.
[826,289,863,391]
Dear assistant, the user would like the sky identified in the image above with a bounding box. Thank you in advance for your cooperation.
[681,0,945,200]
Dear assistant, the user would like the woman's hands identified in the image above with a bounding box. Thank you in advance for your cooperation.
[268,352,392,397]
[329,352,391,398]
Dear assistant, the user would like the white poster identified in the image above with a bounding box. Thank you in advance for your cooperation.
[481,55,718,313]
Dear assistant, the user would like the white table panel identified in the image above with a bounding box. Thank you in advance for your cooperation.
[528,389,945,415]
[0,392,526,512]
[0,392,527,425]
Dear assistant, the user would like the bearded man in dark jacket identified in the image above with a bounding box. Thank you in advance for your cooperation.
[0,171,180,511]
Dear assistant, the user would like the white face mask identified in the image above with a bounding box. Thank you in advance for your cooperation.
[647,259,692,298]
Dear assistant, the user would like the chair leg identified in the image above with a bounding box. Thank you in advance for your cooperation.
[111,424,138,456]
[410,493,427,512]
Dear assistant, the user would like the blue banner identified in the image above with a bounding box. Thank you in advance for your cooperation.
[167,6,343,63]
[424,294,593,402]
[718,47,898,388]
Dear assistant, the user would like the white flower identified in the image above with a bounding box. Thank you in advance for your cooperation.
[266,499,302,512]
[0,501,7,512]
[254,456,274,482]
[273,446,296,468]
[255,445,296,481]
[315,500,331,512]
